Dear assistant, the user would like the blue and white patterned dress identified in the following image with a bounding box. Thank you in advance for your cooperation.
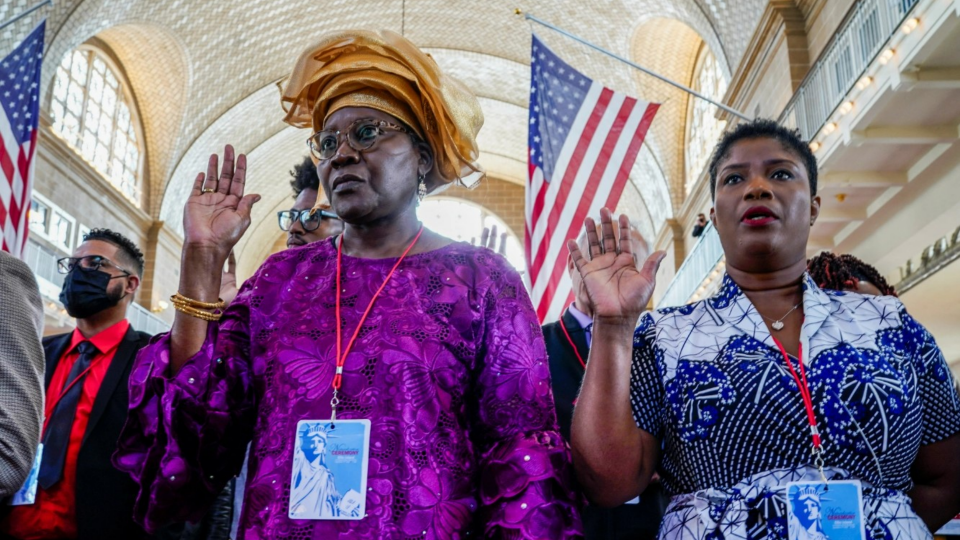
[630,274,960,540]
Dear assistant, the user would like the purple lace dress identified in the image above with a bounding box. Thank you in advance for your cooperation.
[114,239,582,539]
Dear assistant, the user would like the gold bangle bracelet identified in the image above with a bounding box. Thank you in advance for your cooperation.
[173,302,222,321]
[171,292,225,311]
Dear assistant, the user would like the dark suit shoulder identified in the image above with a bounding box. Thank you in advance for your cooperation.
[541,320,562,339]
[42,332,72,348]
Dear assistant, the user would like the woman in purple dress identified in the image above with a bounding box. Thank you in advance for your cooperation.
[114,29,581,539]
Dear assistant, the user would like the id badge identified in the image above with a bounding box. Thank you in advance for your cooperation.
[8,443,42,506]
[289,420,370,520]
[785,480,865,540]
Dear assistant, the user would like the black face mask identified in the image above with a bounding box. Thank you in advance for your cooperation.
[59,269,126,319]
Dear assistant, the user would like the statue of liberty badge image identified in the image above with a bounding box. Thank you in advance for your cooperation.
[786,480,865,540]
[289,419,371,520]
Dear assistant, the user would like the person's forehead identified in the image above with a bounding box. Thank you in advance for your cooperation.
[323,106,394,130]
[721,137,801,167]
[74,239,118,259]
[292,189,319,211]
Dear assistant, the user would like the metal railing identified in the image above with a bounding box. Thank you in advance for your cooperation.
[657,222,724,308]
[22,238,170,335]
[127,302,170,336]
[779,0,919,140]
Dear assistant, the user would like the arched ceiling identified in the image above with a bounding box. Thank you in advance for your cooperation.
[3,0,767,266]
[631,18,709,212]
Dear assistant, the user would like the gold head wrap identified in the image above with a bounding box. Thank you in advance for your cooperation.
[280,29,484,199]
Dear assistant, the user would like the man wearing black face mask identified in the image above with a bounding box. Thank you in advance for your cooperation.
[1,229,153,540]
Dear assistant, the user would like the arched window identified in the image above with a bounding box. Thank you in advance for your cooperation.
[50,47,143,206]
[685,47,727,195]
[417,198,526,275]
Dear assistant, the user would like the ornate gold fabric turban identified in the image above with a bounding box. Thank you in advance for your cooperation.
[280,29,484,193]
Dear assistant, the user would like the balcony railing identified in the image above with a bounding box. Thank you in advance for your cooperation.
[22,238,170,335]
[657,222,724,308]
[779,0,919,140]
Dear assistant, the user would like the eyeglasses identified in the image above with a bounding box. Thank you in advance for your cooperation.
[57,255,131,276]
[306,119,409,161]
[277,209,341,232]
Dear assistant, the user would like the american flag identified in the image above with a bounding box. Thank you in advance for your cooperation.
[526,35,659,322]
[0,21,45,257]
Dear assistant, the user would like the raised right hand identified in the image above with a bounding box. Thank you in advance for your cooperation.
[567,208,665,323]
[183,145,260,257]
[478,225,508,256]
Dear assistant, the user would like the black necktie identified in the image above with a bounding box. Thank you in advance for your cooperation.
[38,340,98,489]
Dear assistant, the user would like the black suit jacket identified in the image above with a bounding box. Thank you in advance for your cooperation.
[41,325,152,540]
[543,308,668,540]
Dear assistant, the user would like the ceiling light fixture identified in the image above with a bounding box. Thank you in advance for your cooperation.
[878,49,895,65]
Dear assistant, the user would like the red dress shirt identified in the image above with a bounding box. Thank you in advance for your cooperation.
[2,319,130,540]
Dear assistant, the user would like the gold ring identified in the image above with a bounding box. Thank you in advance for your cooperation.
[201,187,216,194]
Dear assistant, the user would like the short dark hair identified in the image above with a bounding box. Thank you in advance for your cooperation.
[807,251,897,296]
[708,118,817,199]
[290,155,319,197]
[83,228,145,276]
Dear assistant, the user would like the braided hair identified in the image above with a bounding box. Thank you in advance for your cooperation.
[807,252,897,297]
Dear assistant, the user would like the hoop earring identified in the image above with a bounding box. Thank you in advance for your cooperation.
[417,174,427,203]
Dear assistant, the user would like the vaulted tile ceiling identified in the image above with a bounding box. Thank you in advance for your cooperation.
[3,0,765,270]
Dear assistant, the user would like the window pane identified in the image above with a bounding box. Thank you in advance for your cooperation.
[81,129,97,157]
[57,47,142,208]
[98,113,113,142]
[114,133,128,156]
[53,69,70,102]
[66,81,84,115]
[77,225,90,247]
[101,85,117,117]
[29,200,49,231]
[94,143,110,171]
[88,72,104,103]
[70,51,88,81]
[105,68,118,89]
[51,101,65,127]
[117,103,130,132]
[123,170,136,198]
[58,51,72,72]
[61,112,80,143]
[111,158,125,181]
[685,51,727,195]
[125,146,139,169]
[84,102,100,134]
[51,213,72,249]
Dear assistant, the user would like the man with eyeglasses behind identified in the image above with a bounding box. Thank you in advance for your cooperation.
[281,155,344,248]
[1,229,154,540]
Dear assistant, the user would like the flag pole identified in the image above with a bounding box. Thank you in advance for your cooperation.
[0,0,52,33]
[517,10,752,122]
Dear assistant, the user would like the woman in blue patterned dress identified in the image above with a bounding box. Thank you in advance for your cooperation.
[568,119,960,539]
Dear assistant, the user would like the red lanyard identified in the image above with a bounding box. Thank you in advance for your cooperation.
[772,337,827,479]
[330,225,424,422]
[42,350,102,435]
[558,316,586,368]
